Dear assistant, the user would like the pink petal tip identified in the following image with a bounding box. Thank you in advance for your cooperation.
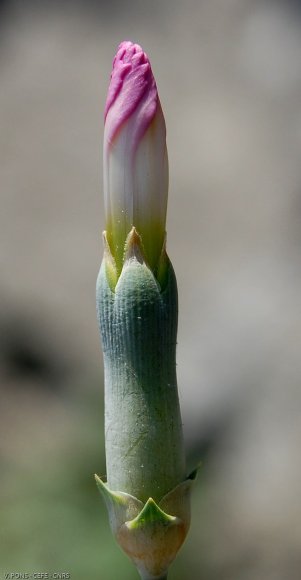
[104,41,159,147]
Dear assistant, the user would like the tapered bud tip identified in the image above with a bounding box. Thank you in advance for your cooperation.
[103,41,168,277]
[104,41,158,146]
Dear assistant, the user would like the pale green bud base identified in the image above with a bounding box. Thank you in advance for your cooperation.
[95,469,197,579]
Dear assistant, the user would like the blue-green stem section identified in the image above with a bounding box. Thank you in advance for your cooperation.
[96,246,185,503]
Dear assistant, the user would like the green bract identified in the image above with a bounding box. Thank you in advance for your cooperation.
[95,470,196,580]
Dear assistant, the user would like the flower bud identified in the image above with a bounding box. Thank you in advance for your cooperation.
[103,41,168,275]
[96,41,196,580]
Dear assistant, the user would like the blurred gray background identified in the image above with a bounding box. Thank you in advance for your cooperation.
[1,0,301,578]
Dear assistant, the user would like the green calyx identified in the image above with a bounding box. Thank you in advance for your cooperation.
[95,470,197,579]
[95,225,195,578]
[96,231,185,504]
